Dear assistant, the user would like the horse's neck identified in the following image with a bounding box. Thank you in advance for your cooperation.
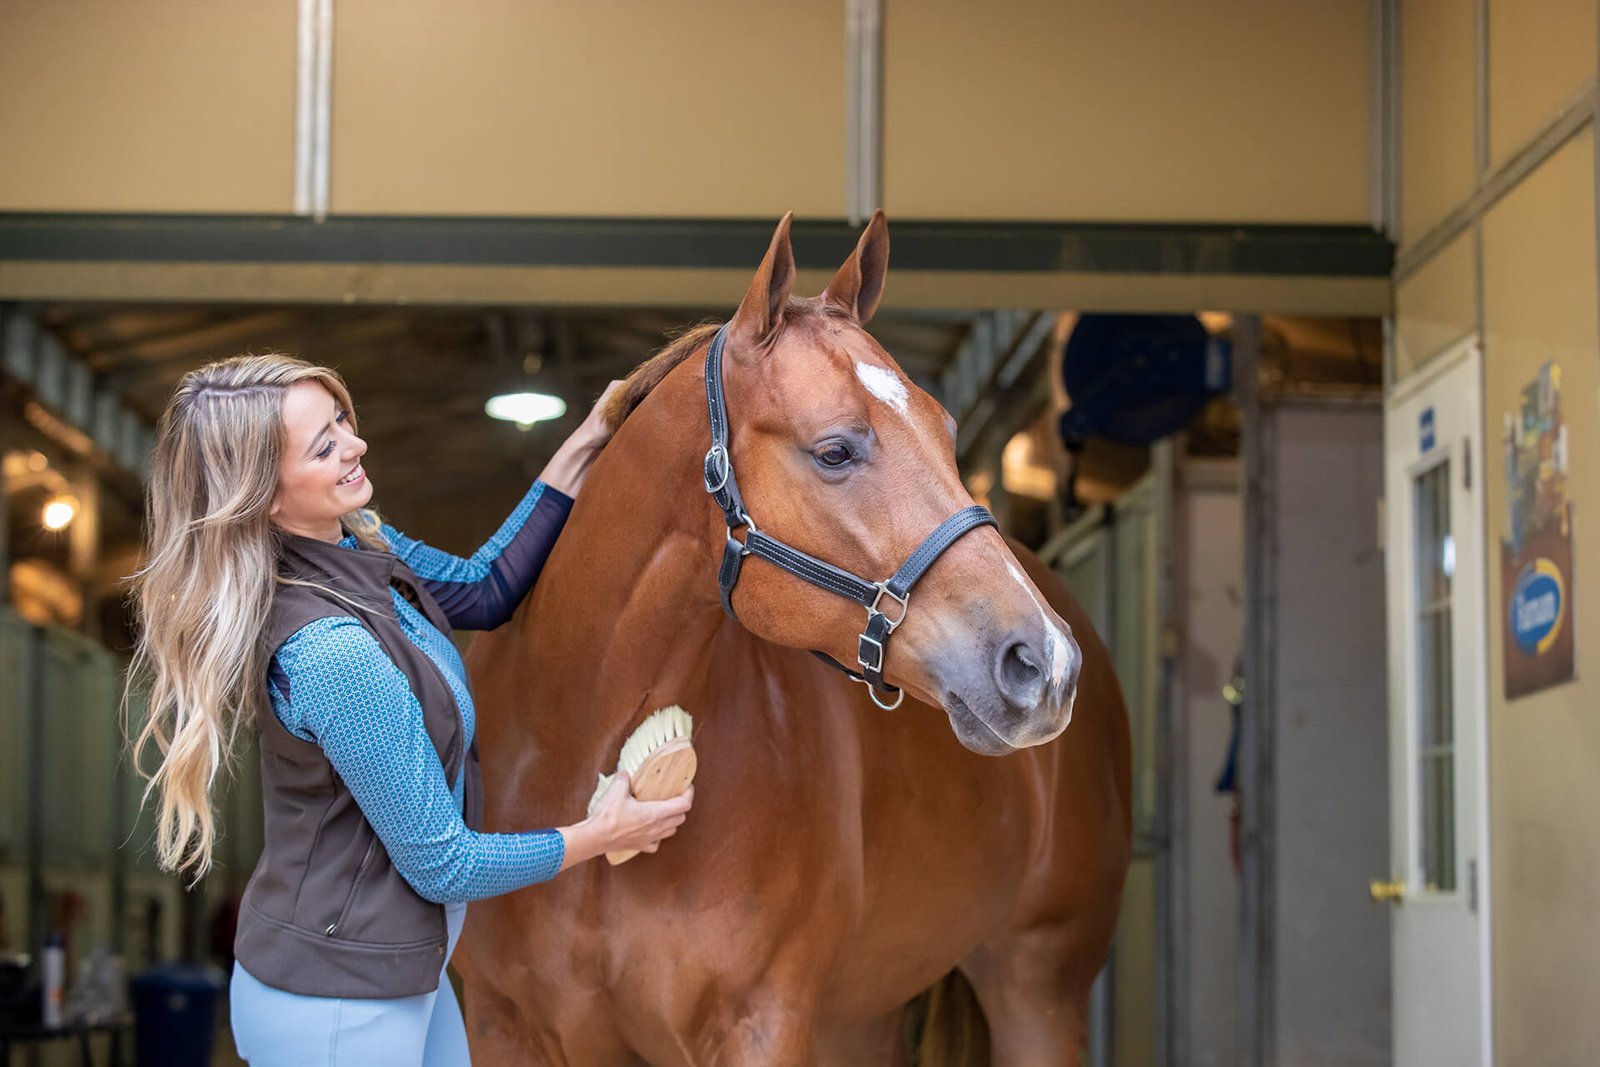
[523,387,737,755]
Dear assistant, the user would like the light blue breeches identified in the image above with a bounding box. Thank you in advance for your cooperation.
[229,901,471,1066]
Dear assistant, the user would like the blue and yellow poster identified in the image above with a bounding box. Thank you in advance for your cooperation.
[1500,361,1575,699]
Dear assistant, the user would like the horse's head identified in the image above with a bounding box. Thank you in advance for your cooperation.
[713,212,1080,755]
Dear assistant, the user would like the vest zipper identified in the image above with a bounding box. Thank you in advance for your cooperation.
[325,836,380,937]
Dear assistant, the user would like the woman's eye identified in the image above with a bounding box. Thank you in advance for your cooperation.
[815,444,853,468]
[317,442,336,460]
[335,409,348,424]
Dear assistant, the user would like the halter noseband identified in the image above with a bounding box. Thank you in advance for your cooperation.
[702,324,998,710]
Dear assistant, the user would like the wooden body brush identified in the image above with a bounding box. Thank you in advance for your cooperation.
[587,705,696,865]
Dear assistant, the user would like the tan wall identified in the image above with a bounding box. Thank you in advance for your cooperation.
[884,0,1371,223]
[0,1,1375,225]
[1480,130,1600,1066]
[1399,0,1476,243]
[330,1,844,217]
[1488,0,1597,166]
[0,0,297,213]
[1394,230,1475,376]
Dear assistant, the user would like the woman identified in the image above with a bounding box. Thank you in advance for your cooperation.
[128,353,691,1064]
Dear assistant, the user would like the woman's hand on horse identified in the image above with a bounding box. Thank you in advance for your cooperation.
[538,380,627,498]
[592,773,693,853]
[556,773,694,870]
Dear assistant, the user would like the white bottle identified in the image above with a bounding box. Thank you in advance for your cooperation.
[41,931,65,1028]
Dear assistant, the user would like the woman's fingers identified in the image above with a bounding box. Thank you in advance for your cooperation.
[650,789,693,816]
[585,380,626,429]
[602,781,694,856]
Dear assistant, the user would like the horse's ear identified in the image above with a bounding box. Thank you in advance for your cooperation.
[821,209,889,324]
[729,212,796,354]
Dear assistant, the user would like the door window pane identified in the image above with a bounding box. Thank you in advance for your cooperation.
[1413,462,1456,892]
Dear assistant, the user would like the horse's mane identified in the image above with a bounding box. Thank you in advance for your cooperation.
[603,321,722,431]
[602,301,852,432]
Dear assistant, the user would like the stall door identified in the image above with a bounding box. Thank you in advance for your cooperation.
[1381,339,1491,1066]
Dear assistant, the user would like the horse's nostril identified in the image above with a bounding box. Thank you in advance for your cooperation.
[996,639,1047,709]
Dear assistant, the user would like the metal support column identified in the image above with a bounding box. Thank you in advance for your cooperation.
[25,627,46,966]
[1235,314,1274,1067]
[1154,437,1184,1067]
[0,305,15,606]
[844,0,884,224]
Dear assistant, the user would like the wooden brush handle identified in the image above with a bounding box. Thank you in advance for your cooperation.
[606,739,697,866]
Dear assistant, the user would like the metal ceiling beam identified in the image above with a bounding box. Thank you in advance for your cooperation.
[0,214,1394,279]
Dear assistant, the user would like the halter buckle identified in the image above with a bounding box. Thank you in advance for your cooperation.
[858,633,885,674]
[704,445,731,494]
[869,584,910,632]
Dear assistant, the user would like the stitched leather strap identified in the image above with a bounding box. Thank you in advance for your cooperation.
[884,506,997,599]
[745,531,878,606]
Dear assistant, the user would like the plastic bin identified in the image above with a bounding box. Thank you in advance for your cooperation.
[128,963,225,1067]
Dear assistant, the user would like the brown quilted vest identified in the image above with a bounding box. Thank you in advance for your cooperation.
[233,530,483,998]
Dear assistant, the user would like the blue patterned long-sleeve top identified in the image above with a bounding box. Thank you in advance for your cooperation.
[267,480,573,904]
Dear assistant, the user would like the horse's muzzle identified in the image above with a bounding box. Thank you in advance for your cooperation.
[935,623,1080,755]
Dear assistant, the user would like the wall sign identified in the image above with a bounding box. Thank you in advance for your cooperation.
[1500,361,1575,699]
[1420,406,1436,453]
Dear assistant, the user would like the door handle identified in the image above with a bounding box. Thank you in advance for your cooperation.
[1369,878,1406,904]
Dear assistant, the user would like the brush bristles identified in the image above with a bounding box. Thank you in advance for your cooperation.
[586,705,694,816]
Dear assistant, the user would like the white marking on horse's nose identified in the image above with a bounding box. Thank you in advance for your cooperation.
[854,361,909,417]
[1005,562,1071,696]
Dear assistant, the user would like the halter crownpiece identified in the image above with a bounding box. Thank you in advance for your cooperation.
[702,323,998,710]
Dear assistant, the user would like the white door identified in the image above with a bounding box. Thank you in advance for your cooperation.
[1381,339,1491,1066]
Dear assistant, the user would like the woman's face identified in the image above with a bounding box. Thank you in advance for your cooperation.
[270,380,372,541]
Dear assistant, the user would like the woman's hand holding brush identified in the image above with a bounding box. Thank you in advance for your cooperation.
[558,776,694,871]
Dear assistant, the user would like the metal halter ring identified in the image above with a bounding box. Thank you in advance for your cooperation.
[704,445,731,494]
[846,668,906,711]
[869,584,910,631]
[866,679,906,711]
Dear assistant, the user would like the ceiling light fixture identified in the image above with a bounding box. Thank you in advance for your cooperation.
[42,494,78,531]
[485,391,567,431]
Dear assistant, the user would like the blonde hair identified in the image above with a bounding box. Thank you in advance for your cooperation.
[126,353,386,881]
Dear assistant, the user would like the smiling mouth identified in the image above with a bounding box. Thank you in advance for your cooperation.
[336,463,365,487]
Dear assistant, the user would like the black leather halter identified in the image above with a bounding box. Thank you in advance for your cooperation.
[702,323,998,710]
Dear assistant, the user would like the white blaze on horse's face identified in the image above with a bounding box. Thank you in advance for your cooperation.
[853,361,910,419]
[1005,562,1076,717]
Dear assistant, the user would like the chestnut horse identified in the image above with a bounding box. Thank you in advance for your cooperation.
[455,212,1131,1065]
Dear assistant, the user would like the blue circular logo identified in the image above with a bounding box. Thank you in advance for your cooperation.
[1510,560,1564,656]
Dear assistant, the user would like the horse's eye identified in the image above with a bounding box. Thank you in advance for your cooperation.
[815,443,854,468]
